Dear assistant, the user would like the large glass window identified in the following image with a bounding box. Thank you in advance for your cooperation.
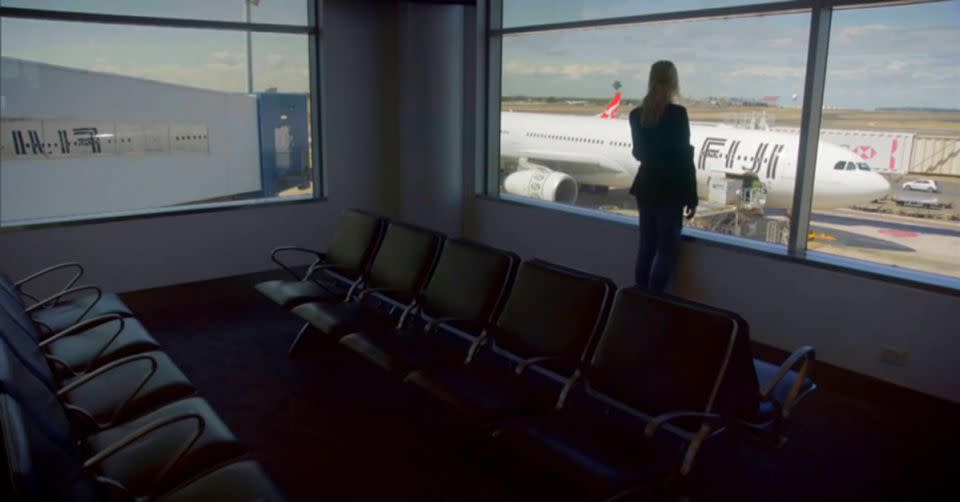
[809,1,960,281]
[498,12,809,248]
[0,0,309,25]
[487,0,960,288]
[503,1,784,29]
[0,2,318,227]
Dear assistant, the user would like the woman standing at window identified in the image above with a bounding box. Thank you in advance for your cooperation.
[628,60,698,293]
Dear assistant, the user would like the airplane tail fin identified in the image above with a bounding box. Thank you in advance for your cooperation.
[599,91,622,119]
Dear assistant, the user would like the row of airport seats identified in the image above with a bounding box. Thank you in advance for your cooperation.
[0,266,285,500]
[256,209,818,499]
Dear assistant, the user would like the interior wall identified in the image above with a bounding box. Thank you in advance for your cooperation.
[395,2,465,236]
[0,0,396,293]
[463,198,960,403]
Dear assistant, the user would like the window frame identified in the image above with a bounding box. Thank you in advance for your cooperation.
[0,1,325,230]
[478,0,960,292]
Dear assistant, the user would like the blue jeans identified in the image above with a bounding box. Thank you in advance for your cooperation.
[635,203,684,294]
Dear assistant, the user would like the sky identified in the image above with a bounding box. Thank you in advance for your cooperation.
[0,1,957,109]
[0,0,310,94]
[501,0,960,110]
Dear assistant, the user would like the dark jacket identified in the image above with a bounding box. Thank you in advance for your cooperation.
[628,103,698,208]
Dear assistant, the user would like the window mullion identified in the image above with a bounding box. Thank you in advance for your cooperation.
[788,1,833,257]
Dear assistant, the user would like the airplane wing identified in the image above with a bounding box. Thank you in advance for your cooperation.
[515,149,626,176]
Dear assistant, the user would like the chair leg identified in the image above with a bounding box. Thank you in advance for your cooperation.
[288,321,311,357]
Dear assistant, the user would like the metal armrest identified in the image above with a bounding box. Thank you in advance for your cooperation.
[82,412,206,490]
[14,262,84,305]
[464,330,491,364]
[38,314,124,348]
[645,411,726,477]
[270,246,326,280]
[758,345,816,416]
[58,353,163,430]
[357,287,406,301]
[555,369,582,410]
[515,355,566,375]
[644,411,724,439]
[302,262,352,282]
[39,314,125,374]
[24,285,103,329]
[423,317,481,336]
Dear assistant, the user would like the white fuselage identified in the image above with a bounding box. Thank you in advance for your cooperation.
[499,112,891,209]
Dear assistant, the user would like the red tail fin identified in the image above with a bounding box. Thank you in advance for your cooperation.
[599,92,622,119]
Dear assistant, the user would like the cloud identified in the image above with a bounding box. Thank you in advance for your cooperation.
[264,53,286,70]
[828,60,913,80]
[769,37,796,48]
[835,24,890,43]
[208,51,244,68]
[504,59,643,80]
[725,65,805,79]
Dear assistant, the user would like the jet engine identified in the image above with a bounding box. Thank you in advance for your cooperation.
[503,165,578,204]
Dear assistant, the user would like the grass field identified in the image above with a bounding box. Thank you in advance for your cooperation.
[501,102,960,137]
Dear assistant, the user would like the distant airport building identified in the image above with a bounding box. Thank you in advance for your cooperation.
[763,96,780,107]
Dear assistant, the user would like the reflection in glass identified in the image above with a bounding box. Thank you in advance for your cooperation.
[0,0,309,26]
[0,17,314,226]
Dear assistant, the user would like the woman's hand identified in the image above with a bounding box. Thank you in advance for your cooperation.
[684,205,697,220]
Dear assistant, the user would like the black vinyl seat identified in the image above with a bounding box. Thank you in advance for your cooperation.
[0,392,247,500]
[2,296,162,379]
[405,259,614,424]
[83,396,247,496]
[1,326,195,436]
[290,222,444,348]
[1,328,249,500]
[255,208,384,309]
[496,288,744,498]
[2,269,133,337]
[155,460,286,501]
[669,298,816,446]
[340,238,518,374]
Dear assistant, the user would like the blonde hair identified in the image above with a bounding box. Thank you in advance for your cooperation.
[640,60,679,126]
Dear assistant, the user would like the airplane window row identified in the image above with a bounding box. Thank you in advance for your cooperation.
[174,135,207,141]
[527,132,603,144]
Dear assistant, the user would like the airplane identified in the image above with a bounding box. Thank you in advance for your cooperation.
[499,93,891,210]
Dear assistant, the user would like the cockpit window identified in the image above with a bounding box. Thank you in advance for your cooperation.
[846,162,857,170]
[834,161,846,170]
[858,163,871,171]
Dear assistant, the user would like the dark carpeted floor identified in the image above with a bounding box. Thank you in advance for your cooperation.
[123,273,958,501]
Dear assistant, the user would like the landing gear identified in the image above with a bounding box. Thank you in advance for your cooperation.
[579,184,610,195]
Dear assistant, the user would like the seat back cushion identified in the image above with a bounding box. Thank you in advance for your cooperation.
[658,296,761,420]
[365,223,442,301]
[324,209,383,277]
[0,395,97,501]
[493,260,612,362]
[0,332,69,434]
[706,311,762,420]
[0,313,55,386]
[0,275,25,309]
[588,288,740,417]
[0,294,41,342]
[420,239,516,326]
